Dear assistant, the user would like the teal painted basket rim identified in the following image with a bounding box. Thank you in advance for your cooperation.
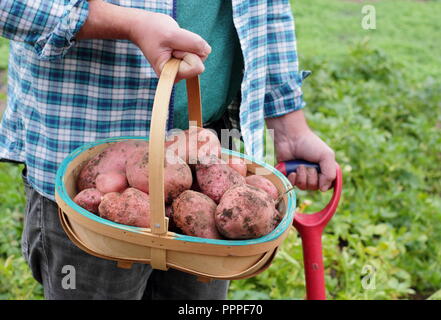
[55,136,296,246]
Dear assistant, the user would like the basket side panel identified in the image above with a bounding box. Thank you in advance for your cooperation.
[66,213,274,279]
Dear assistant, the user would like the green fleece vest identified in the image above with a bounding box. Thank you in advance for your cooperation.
[173,0,244,129]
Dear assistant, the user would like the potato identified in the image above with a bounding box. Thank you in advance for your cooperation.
[165,130,187,161]
[165,127,221,165]
[226,156,248,177]
[215,184,276,239]
[73,188,103,214]
[126,150,193,203]
[98,188,150,228]
[245,175,279,201]
[95,171,128,194]
[163,156,193,203]
[172,190,222,239]
[77,140,148,191]
[195,155,245,203]
[125,148,147,192]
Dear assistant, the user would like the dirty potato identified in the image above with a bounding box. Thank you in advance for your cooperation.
[195,155,245,203]
[172,190,222,239]
[77,140,148,191]
[165,127,221,165]
[215,184,276,239]
[73,188,103,214]
[126,150,192,203]
[245,175,279,201]
[98,187,151,228]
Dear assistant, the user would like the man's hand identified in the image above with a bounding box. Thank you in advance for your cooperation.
[128,12,210,81]
[266,110,336,192]
[77,0,210,81]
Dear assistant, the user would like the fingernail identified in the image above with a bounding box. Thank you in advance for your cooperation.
[204,44,212,55]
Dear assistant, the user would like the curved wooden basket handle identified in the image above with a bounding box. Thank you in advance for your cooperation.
[149,58,202,235]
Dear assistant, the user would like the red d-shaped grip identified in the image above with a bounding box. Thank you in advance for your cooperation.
[293,164,342,300]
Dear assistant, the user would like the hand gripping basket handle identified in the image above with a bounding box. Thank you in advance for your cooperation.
[148,58,202,235]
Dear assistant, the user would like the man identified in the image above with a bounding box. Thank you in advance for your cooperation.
[0,0,336,299]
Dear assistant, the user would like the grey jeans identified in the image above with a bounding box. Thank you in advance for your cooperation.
[20,167,229,300]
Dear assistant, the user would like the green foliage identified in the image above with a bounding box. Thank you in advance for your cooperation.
[229,0,441,300]
[229,39,441,300]
[0,37,8,70]
[427,289,441,300]
[0,163,44,299]
[1,0,440,300]
[292,0,441,82]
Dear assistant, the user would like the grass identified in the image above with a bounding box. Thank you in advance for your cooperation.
[230,0,441,300]
[1,0,441,300]
[293,0,441,81]
[0,38,8,70]
[0,162,44,299]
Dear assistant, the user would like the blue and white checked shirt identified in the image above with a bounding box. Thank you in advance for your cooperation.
[0,0,306,201]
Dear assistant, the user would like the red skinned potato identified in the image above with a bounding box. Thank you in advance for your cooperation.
[163,155,193,203]
[126,150,193,203]
[215,184,276,239]
[77,140,148,191]
[245,175,279,201]
[125,148,147,192]
[226,156,248,177]
[165,127,221,165]
[98,188,150,228]
[172,190,222,239]
[95,171,128,194]
[195,155,245,203]
[73,188,103,214]
[165,130,187,162]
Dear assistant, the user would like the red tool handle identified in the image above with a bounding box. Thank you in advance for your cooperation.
[276,161,343,300]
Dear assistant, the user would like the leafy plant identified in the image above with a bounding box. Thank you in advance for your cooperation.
[1,0,441,300]
[229,39,441,300]
[0,163,44,299]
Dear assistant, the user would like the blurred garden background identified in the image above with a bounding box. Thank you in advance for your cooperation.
[1,0,440,300]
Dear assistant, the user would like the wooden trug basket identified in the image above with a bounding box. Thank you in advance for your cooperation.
[55,58,296,281]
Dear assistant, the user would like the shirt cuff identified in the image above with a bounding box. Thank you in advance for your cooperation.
[263,70,311,118]
[34,0,89,60]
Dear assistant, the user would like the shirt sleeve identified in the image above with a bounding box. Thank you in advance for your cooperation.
[263,0,309,118]
[0,0,89,60]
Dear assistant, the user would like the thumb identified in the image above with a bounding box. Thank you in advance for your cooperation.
[165,28,211,58]
[318,150,337,192]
